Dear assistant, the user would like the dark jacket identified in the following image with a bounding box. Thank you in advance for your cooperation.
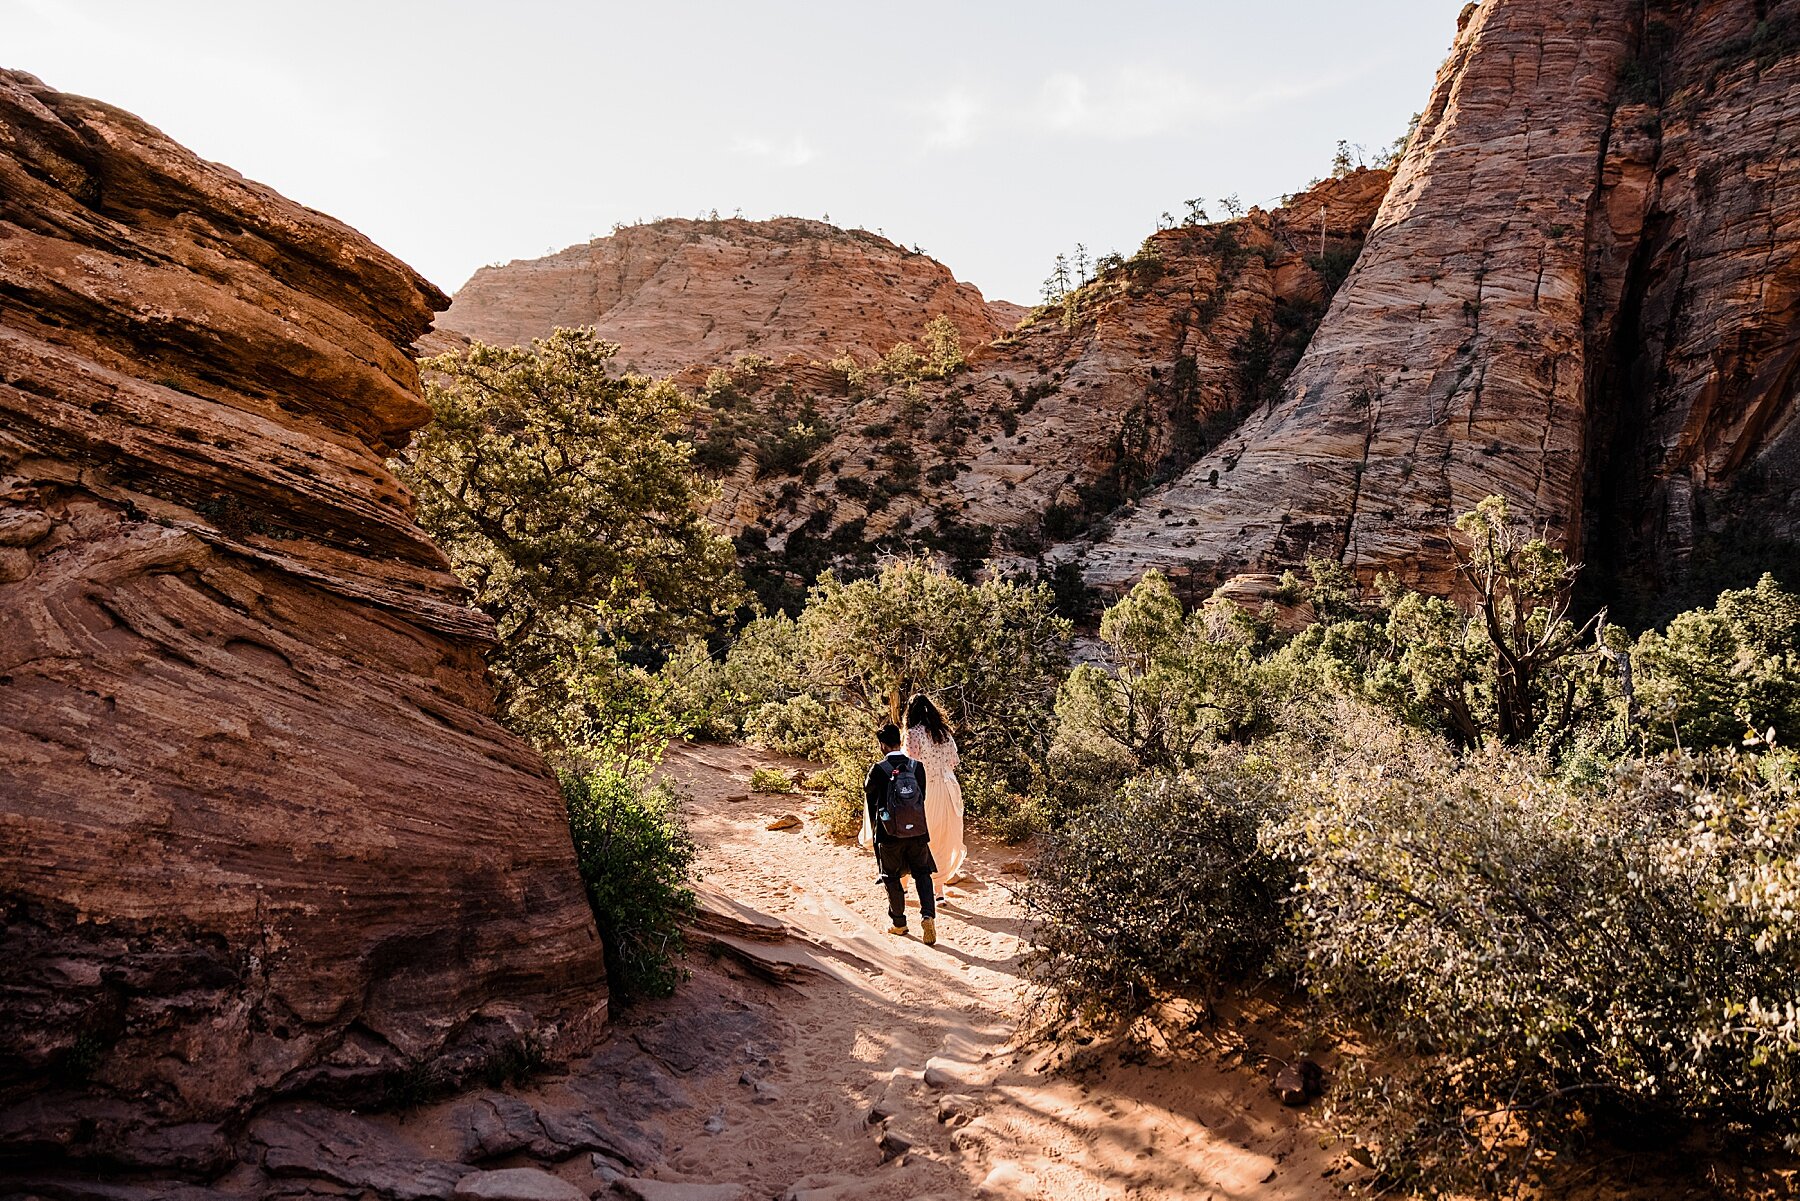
[864,751,926,846]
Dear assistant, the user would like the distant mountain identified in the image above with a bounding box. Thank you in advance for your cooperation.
[430,216,1021,375]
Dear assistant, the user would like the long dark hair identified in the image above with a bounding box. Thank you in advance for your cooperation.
[904,693,951,743]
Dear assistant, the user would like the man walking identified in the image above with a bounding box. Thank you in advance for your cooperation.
[863,723,937,944]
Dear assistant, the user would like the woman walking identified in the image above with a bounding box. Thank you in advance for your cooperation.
[903,693,966,896]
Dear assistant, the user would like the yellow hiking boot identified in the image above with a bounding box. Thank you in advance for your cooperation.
[921,918,937,945]
[887,924,908,936]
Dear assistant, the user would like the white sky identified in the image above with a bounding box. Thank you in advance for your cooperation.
[4,0,1466,304]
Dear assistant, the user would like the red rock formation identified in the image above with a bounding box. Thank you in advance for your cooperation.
[434,217,1020,375]
[694,171,1392,606]
[0,70,605,1171]
[1079,0,1800,609]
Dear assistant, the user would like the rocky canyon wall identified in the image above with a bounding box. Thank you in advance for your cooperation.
[1077,0,1800,611]
[697,172,1393,608]
[0,69,605,1173]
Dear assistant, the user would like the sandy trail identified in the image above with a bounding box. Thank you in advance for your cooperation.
[568,740,1344,1201]
[359,742,1782,1201]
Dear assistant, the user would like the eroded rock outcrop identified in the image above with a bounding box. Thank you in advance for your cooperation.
[696,171,1391,604]
[1078,0,1800,608]
[0,69,605,1172]
[433,217,1021,375]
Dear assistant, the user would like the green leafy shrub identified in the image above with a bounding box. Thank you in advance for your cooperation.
[813,760,869,841]
[395,329,740,749]
[1026,759,1292,1019]
[744,694,834,760]
[1633,572,1800,750]
[560,761,699,1003]
[1268,737,1800,1192]
[798,559,1071,793]
[748,764,797,793]
[754,417,830,478]
[921,314,966,377]
[664,559,1072,840]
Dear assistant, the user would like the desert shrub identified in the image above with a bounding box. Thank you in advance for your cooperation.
[560,761,699,1003]
[744,694,834,761]
[692,428,743,473]
[747,765,796,793]
[799,559,1071,792]
[1269,740,1800,1192]
[813,762,869,841]
[681,559,1071,839]
[1047,571,1301,812]
[959,764,1044,844]
[753,417,830,478]
[877,339,926,382]
[1633,572,1800,751]
[509,634,693,768]
[659,614,811,740]
[654,640,737,742]
[921,314,966,376]
[396,328,740,748]
[1026,758,1293,1019]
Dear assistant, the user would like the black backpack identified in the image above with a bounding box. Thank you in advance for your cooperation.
[879,758,927,839]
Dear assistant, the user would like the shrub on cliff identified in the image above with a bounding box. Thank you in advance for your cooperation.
[1633,572,1800,751]
[396,328,741,749]
[560,759,698,1003]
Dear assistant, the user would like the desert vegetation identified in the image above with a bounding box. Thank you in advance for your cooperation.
[397,329,742,1001]
[395,333,1800,1192]
[1022,504,1800,1194]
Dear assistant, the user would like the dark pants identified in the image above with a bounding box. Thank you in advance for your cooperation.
[876,836,937,926]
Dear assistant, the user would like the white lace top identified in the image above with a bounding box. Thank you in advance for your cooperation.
[904,725,960,778]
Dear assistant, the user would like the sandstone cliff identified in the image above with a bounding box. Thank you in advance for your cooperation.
[434,216,1021,375]
[1076,0,1800,613]
[0,69,605,1172]
[688,172,1392,609]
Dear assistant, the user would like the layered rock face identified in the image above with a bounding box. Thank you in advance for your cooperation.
[700,171,1391,604]
[434,216,1022,375]
[0,70,605,1172]
[1078,0,1800,605]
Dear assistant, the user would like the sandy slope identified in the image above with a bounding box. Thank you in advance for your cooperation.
[584,741,1348,1200]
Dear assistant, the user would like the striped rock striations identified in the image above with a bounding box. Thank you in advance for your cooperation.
[0,69,605,1173]
[706,171,1392,602]
[1077,0,1800,609]
[433,216,1024,375]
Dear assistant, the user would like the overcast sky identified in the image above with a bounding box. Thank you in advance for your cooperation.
[6,0,1466,305]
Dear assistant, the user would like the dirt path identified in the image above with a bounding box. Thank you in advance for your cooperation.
[572,741,1346,1201]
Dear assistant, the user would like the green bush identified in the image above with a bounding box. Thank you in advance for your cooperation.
[1025,758,1292,1019]
[560,762,699,1003]
[1268,738,1800,1192]
[744,694,834,760]
[394,329,740,751]
[1634,572,1800,751]
[748,764,797,793]
[658,614,811,742]
[797,559,1072,793]
[813,764,868,841]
